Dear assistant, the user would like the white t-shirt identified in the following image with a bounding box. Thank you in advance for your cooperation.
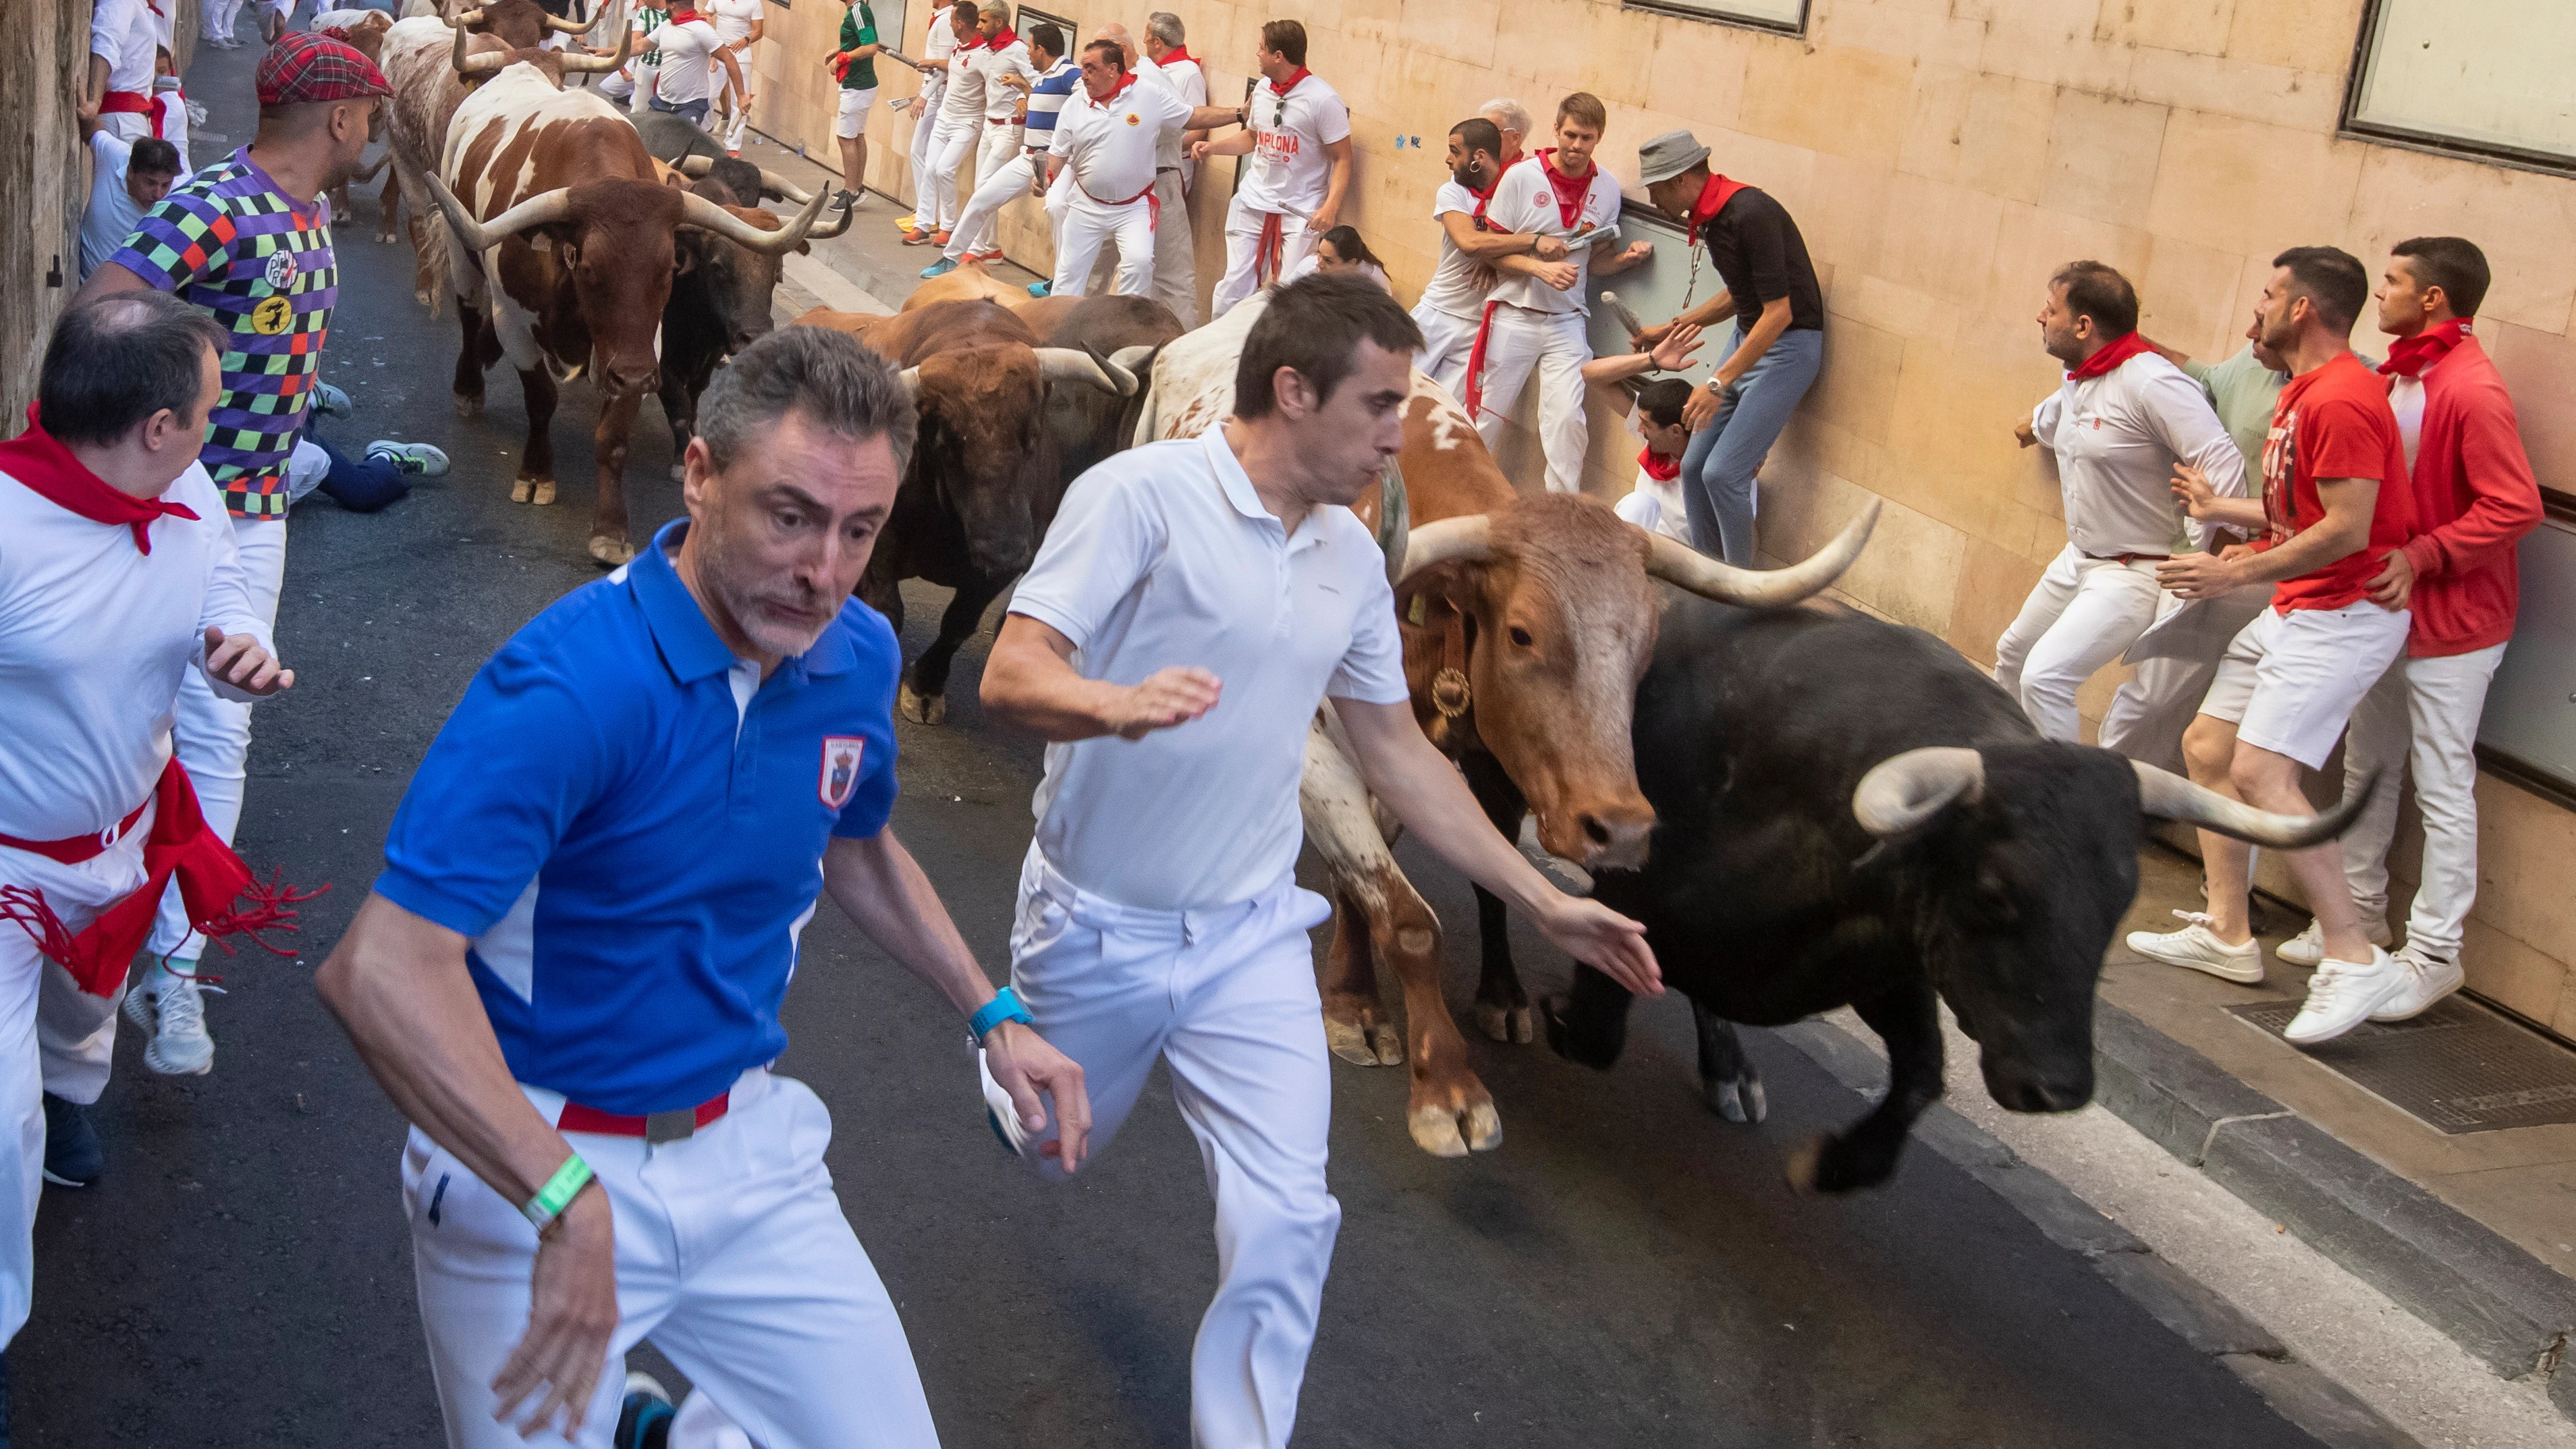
[1049,74,1190,207]
[1418,178,1498,320]
[88,0,158,97]
[709,0,763,45]
[939,36,989,119]
[652,17,727,103]
[2389,373,2426,473]
[1485,153,1620,316]
[1236,72,1349,217]
[1150,51,1207,183]
[1616,466,1691,544]
[81,132,151,282]
[1008,428,1411,910]
[0,461,269,839]
[977,37,1032,123]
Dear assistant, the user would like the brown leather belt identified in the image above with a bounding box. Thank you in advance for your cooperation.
[2083,550,2170,564]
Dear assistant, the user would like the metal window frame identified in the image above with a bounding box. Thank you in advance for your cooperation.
[2338,0,2576,179]
[1617,0,1807,39]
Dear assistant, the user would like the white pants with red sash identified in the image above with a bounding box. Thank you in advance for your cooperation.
[1469,304,1593,494]
[1053,188,1157,300]
[1213,194,1315,319]
[1410,300,1482,404]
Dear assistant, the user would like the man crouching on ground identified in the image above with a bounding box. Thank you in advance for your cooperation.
[317,326,1088,1447]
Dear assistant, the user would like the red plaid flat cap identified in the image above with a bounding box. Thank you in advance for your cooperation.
[256,30,393,106]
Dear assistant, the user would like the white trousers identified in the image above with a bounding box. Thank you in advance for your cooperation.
[1411,302,1480,404]
[1471,305,1593,494]
[923,113,979,231]
[2334,643,2507,960]
[97,111,155,145]
[949,124,1022,254]
[1991,544,2166,743]
[404,1070,941,1449]
[1212,196,1314,320]
[944,150,1038,264]
[2099,586,2272,774]
[906,82,945,212]
[0,827,153,1348]
[1051,196,1155,300]
[985,848,1340,1449]
[1150,171,1197,327]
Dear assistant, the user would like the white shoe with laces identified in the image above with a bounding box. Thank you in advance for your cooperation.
[2125,910,2264,983]
[138,967,217,1076]
[2277,916,2392,967]
[2284,946,2410,1045]
[2367,948,2466,1022]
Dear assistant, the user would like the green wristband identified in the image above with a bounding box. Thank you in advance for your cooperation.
[522,1152,594,1234]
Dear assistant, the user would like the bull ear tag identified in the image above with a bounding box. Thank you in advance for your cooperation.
[527,234,554,254]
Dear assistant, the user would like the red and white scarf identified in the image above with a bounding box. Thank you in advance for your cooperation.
[2378,317,2471,379]
[0,404,200,555]
[1534,147,1594,232]
[2064,330,2152,383]
[1637,446,1681,483]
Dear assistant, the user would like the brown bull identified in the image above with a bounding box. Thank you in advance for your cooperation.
[902,258,1043,315]
[456,0,591,51]
[423,57,823,565]
[793,300,1137,723]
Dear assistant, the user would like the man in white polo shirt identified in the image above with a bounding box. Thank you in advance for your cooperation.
[1470,91,1652,493]
[1041,39,1193,300]
[1141,11,1207,325]
[1196,20,1352,319]
[979,274,1660,1449]
[1998,261,2245,742]
[904,1,987,247]
[922,20,1072,279]
[1412,115,1569,402]
[647,5,742,130]
[953,2,1031,261]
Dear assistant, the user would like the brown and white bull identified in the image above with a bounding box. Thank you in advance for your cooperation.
[1132,293,1878,1157]
[422,59,826,564]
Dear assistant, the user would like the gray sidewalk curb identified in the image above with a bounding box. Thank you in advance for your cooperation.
[1776,1019,2426,1449]
[2087,1002,2576,1422]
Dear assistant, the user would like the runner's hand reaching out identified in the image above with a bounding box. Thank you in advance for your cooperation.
[1112,667,1221,738]
[204,626,294,695]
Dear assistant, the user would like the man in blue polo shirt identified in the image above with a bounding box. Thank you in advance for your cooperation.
[315,327,1088,1449]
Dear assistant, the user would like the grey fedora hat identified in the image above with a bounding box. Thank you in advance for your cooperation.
[1637,130,1711,185]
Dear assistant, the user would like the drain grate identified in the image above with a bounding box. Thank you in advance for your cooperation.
[2228,996,2576,1134]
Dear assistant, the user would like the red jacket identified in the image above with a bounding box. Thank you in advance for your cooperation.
[2394,335,2544,657]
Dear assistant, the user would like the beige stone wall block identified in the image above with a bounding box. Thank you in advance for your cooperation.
[2556,973,2576,1042]
[2347,146,2576,337]
[1898,63,1978,186]
[1491,0,1604,86]
[1946,536,2048,663]
[2461,916,2568,1029]
[1880,172,2007,310]
[2143,110,2363,260]
[1821,0,1990,72]
[1980,0,2135,94]
[2125,46,2341,134]
[2482,322,2576,497]
[2222,0,2365,72]
[2097,0,2232,56]
[1950,72,2060,205]
[1828,272,1965,353]
[1977,199,2156,333]
[1697,126,1821,209]
[2139,235,2252,362]
[1823,480,1971,632]
[1738,43,1919,168]
[2043,90,2169,230]
[1644,13,1755,132]
[1788,151,1896,283]
[1808,314,1906,447]
[1883,329,2058,535]
[2471,775,2576,966]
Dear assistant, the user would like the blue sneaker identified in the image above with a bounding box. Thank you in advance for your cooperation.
[367,441,450,476]
[919,257,959,279]
[615,1373,675,1449]
[1026,281,1051,298]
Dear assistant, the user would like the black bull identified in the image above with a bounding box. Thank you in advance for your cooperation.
[1543,593,2367,1193]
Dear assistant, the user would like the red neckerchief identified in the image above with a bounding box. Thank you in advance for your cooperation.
[667,7,703,23]
[985,26,1016,51]
[0,404,199,555]
[2379,317,2471,378]
[1467,176,1500,230]
[2064,330,2153,383]
[1159,45,1195,66]
[1688,172,1749,232]
[1267,65,1310,97]
[955,31,987,52]
[1085,70,1138,107]
[1637,446,1680,482]
[1535,148,1593,231]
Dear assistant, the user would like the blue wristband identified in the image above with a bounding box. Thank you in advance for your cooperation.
[968,986,1034,1046]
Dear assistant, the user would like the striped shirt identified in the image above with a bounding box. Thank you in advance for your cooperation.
[110,148,338,520]
[1021,57,1078,153]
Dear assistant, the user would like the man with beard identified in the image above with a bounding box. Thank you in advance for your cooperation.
[314,327,1090,1448]
[65,30,386,1113]
[1410,115,1570,402]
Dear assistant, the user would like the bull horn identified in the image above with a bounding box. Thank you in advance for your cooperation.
[677,187,830,255]
[544,11,594,32]
[422,169,576,253]
[811,193,856,239]
[451,5,484,25]
[2132,762,2378,850]
[1396,514,1491,582]
[1853,746,1984,838]
[451,22,506,76]
[1107,344,1157,378]
[556,24,632,72]
[761,170,814,205]
[896,366,922,400]
[1642,498,1880,609]
[1033,347,1134,397]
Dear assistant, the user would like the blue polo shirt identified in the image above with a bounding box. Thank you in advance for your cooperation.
[375,520,902,1115]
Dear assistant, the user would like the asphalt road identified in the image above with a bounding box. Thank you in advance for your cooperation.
[16,32,2338,1448]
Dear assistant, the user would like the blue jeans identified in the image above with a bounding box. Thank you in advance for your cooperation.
[1678,323,1825,566]
[651,95,711,125]
[313,435,410,513]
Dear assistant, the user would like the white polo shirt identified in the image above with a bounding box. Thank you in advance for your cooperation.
[1485,153,1620,315]
[1150,50,1207,187]
[1008,429,1411,911]
[939,36,989,121]
[1236,72,1349,218]
[2028,350,2246,557]
[976,36,1031,123]
[652,17,727,104]
[1419,178,1497,321]
[88,0,158,98]
[1049,74,1190,208]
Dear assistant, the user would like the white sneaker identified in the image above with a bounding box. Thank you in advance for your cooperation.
[141,970,215,1076]
[2367,948,2465,1022]
[2277,916,2392,967]
[2284,947,2411,1045]
[2126,910,2264,984]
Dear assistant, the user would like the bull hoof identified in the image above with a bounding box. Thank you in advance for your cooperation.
[531,480,558,507]
[898,683,948,726]
[1322,1014,1404,1067]
[588,536,636,568]
[1407,1096,1502,1159]
[455,394,483,419]
[1705,1074,1767,1124]
[509,479,531,504]
[1474,1002,1536,1045]
[1784,1137,1825,1195]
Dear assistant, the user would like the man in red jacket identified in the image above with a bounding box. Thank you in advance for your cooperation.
[2271,238,2542,1024]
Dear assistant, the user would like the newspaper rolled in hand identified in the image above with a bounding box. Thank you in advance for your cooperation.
[1600,290,1647,340]
[877,46,923,70]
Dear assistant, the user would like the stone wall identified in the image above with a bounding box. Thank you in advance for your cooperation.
[737,0,2576,1038]
[2,0,98,425]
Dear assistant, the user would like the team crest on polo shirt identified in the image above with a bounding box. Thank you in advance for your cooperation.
[819,736,865,809]
[265,251,300,288]
[1124,112,1140,126]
